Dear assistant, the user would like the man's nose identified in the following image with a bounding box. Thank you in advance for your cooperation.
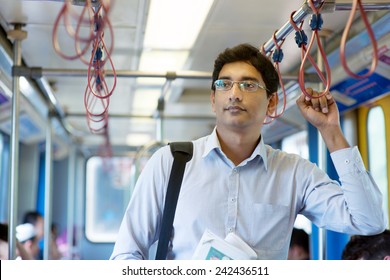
[229,82,243,101]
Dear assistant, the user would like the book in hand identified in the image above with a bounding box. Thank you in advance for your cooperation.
[192,229,257,260]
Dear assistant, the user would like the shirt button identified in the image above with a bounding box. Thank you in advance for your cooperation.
[345,159,350,164]
[228,228,233,232]
[231,198,236,202]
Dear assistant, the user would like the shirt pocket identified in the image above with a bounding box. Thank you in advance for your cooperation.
[250,203,290,250]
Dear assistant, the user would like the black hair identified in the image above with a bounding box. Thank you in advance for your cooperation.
[211,43,279,98]
[23,211,43,225]
[0,223,8,242]
[290,228,309,254]
[341,230,390,260]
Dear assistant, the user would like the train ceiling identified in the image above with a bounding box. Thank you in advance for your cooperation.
[0,0,389,155]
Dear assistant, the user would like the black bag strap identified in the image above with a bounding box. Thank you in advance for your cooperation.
[155,141,193,260]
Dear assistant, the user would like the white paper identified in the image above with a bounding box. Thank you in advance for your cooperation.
[192,229,257,260]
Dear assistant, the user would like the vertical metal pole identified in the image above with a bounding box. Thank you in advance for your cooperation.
[43,113,53,260]
[156,113,163,142]
[66,146,76,259]
[156,80,171,143]
[317,31,330,260]
[7,24,24,260]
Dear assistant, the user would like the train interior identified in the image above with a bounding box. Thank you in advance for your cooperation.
[0,0,389,260]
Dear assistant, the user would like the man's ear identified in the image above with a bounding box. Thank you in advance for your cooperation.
[267,93,278,116]
[210,90,216,113]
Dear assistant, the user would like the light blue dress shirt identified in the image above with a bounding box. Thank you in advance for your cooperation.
[110,128,386,260]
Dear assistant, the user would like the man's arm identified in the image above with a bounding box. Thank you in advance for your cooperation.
[296,88,386,234]
[110,146,172,260]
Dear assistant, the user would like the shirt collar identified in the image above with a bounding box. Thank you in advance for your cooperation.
[203,127,268,170]
[203,127,220,158]
[256,135,268,170]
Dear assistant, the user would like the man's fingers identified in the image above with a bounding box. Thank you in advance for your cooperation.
[319,95,328,113]
[307,89,320,112]
[303,88,331,114]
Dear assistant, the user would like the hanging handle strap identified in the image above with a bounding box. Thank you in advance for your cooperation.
[155,142,193,260]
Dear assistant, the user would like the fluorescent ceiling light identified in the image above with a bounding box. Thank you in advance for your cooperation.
[144,0,214,49]
[138,50,189,85]
[135,0,213,113]
[126,133,152,146]
[132,88,161,115]
[139,50,189,71]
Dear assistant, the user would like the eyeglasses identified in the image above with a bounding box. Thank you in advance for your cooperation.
[214,79,268,92]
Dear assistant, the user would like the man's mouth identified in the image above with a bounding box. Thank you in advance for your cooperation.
[225,105,245,113]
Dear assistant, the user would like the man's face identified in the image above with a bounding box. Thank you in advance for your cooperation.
[211,61,275,132]
[35,217,44,239]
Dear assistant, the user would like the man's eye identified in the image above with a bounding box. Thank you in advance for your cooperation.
[243,82,255,88]
[222,81,231,87]
[217,80,231,88]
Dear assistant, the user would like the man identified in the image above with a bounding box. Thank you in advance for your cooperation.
[341,230,390,260]
[110,43,386,260]
[23,211,61,259]
[16,223,40,259]
[1,223,38,260]
[23,211,44,259]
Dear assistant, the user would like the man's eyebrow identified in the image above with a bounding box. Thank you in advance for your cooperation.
[241,76,259,82]
[217,75,231,80]
[218,76,259,81]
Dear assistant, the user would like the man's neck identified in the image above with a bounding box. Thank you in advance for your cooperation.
[216,128,261,166]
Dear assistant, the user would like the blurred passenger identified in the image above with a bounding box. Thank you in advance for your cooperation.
[23,211,61,259]
[0,223,9,260]
[1,222,35,260]
[57,226,80,260]
[23,211,44,259]
[23,211,44,241]
[50,222,62,259]
[341,229,390,260]
[288,228,310,260]
[16,223,40,259]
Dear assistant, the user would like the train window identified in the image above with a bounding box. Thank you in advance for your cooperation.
[281,131,311,231]
[85,156,134,243]
[281,130,309,160]
[367,106,389,225]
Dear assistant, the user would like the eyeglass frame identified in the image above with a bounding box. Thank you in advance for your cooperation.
[213,79,268,93]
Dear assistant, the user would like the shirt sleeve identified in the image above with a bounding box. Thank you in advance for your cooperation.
[329,146,387,234]
[110,146,172,260]
[302,146,386,235]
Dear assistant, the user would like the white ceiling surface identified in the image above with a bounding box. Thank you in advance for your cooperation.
[0,0,371,150]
